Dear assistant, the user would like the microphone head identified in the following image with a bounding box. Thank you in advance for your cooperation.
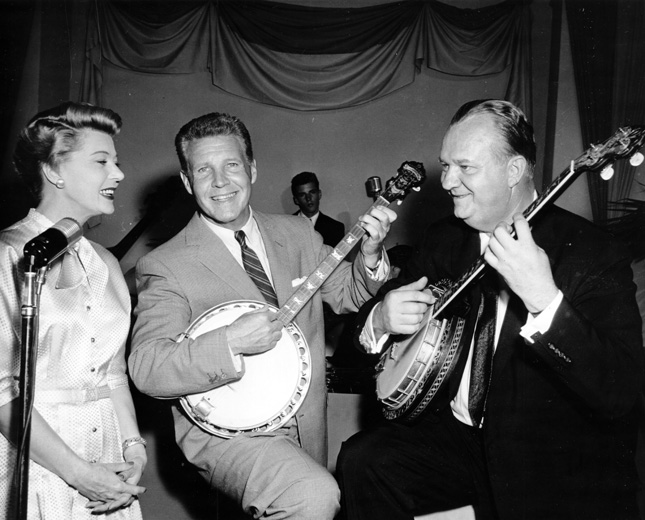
[53,218,83,243]
[365,176,382,198]
[24,218,83,267]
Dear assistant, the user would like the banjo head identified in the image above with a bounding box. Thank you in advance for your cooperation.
[179,301,311,438]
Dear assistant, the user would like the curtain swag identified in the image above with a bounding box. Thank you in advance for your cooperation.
[82,0,532,113]
[565,0,645,223]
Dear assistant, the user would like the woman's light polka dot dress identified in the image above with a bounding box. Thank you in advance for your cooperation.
[0,210,142,519]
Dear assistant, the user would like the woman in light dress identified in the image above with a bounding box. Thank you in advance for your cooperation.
[0,102,146,518]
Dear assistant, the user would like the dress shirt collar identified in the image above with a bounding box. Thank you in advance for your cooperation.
[199,209,273,280]
[200,208,258,243]
[297,210,319,226]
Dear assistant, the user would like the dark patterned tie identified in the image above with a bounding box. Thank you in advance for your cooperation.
[234,230,279,307]
[468,277,498,427]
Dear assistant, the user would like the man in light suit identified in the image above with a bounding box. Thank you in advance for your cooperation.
[128,112,396,519]
[337,100,644,519]
[291,171,345,247]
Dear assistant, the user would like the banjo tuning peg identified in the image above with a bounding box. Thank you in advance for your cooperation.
[630,152,644,167]
[600,165,614,181]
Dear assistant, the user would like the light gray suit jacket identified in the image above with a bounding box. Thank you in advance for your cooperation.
[129,210,383,471]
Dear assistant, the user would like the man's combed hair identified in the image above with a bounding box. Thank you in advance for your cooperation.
[291,171,319,196]
[175,112,254,173]
[451,99,536,177]
[13,101,122,203]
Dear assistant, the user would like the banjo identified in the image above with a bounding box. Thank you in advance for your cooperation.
[376,126,645,423]
[180,161,426,438]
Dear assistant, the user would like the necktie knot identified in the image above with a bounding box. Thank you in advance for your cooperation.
[234,230,247,248]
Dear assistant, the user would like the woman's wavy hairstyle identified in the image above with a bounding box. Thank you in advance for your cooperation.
[13,101,122,203]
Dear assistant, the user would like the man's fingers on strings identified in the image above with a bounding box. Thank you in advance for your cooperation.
[511,213,534,242]
[491,221,514,244]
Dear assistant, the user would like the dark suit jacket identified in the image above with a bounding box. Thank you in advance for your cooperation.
[357,206,644,519]
[294,211,345,247]
[315,212,345,247]
[129,211,383,474]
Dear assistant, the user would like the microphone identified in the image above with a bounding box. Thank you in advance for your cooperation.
[24,218,83,268]
[365,176,382,200]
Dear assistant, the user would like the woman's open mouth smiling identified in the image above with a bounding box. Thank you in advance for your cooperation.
[100,188,116,200]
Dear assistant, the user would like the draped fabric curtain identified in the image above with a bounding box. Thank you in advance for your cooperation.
[566,0,645,223]
[609,0,645,216]
[81,0,532,114]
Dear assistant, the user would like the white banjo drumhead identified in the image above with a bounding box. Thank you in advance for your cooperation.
[180,301,311,437]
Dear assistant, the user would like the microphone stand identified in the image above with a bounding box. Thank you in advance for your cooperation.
[16,263,48,520]
[14,216,82,518]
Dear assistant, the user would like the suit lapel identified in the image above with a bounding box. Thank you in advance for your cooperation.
[186,214,261,301]
[186,211,307,308]
[491,291,526,378]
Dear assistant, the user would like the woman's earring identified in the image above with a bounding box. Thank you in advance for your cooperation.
[55,179,65,189]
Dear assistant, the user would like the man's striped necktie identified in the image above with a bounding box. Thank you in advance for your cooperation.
[234,230,279,307]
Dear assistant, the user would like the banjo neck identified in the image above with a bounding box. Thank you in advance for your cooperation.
[276,160,426,327]
[433,126,645,318]
[277,196,394,327]
[432,160,577,317]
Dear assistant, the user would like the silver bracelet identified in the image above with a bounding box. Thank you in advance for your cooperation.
[122,436,147,456]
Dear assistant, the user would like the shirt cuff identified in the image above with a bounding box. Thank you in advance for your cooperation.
[359,303,391,354]
[230,351,243,372]
[225,326,244,373]
[363,248,390,282]
[520,290,564,343]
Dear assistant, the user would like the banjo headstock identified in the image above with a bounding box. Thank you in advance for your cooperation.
[573,126,645,178]
[379,161,426,204]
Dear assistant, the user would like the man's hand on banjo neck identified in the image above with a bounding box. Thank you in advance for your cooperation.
[226,305,284,356]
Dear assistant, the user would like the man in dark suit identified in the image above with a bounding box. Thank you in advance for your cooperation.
[337,100,645,519]
[128,112,396,519]
[291,171,345,247]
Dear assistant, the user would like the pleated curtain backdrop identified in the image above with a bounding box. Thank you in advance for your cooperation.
[80,0,532,114]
